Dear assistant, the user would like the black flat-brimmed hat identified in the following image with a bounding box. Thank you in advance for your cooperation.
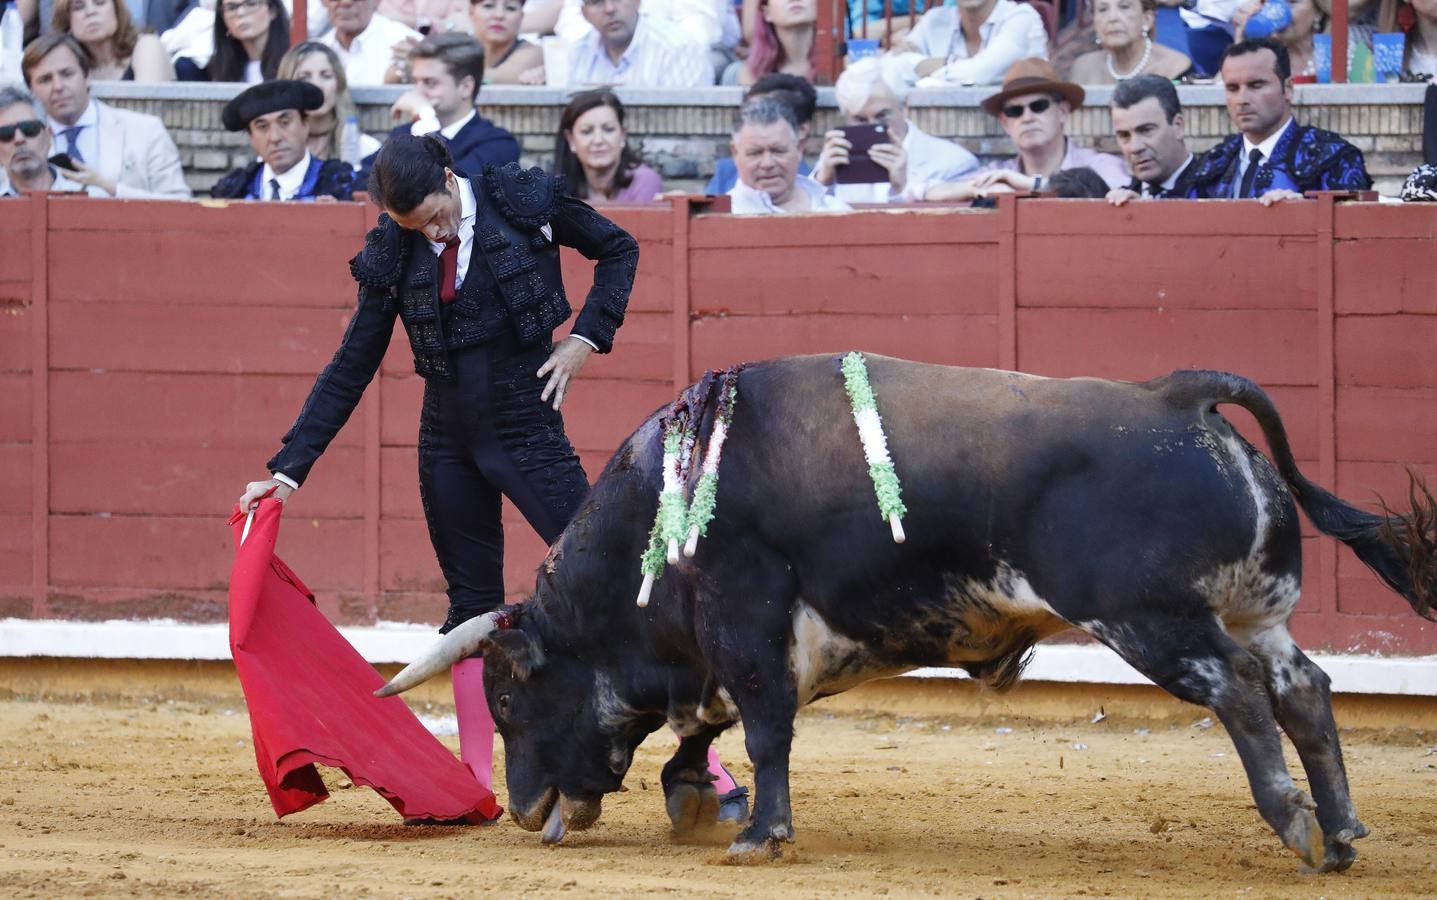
[222,80,325,132]
[981,58,1086,117]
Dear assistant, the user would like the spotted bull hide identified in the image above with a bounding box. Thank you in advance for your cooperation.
[380,355,1436,873]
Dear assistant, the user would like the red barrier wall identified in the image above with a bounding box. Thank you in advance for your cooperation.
[2,194,1434,655]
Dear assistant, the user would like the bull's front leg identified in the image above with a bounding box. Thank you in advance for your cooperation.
[661,726,724,838]
[727,681,797,859]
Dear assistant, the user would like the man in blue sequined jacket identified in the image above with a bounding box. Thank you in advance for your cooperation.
[1187,37,1372,203]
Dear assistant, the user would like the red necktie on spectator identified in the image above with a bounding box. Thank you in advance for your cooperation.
[439,236,460,303]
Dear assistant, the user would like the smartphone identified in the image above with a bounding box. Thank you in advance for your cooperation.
[49,152,77,171]
[834,123,892,185]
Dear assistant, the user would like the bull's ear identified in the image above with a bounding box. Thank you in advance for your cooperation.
[486,628,546,681]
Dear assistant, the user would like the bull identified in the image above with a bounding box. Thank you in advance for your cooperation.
[378,355,1436,872]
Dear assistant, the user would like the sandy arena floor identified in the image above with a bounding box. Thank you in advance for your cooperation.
[1,670,1435,899]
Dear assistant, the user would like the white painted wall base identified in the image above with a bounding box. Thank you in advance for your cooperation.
[2,619,1434,697]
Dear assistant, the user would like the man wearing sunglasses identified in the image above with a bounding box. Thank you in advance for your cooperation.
[923,58,1128,202]
[0,87,84,197]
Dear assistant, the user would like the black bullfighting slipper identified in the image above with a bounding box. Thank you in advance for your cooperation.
[717,786,749,825]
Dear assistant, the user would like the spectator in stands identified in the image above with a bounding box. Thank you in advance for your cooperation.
[22,33,191,198]
[814,54,979,203]
[1378,0,1437,78]
[32,0,194,37]
[469,0,545,83]
[380,0,470,34]
[52,0,175,81]
[1232,0,1318,77]
[554,0,737,79]
[895,0,1050,87]
[383,34,521,173]
[555,89,664,203]
[280,41,384,165]
[185,0,291,82]
[1186,38,1371,201]
[0,86,85,197]
[1178,0,1247,76]
[924,59,1128,201]
[1067,0,1194,84]
[320,0,423,85]
[1046,166,1112,197]
[211,80,358,200]
[731,0,816,85]
[728,95,850,213]
[706,72,816,194]
[564,0,714,86]
[1105,74,1197,203]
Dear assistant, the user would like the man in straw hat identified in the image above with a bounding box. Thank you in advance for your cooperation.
[923,58,1128,202]
[211,80,357,201]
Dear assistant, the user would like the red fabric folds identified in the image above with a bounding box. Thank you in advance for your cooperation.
[226,498,501,823]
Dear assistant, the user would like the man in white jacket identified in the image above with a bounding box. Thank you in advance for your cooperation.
[22,32,191,199]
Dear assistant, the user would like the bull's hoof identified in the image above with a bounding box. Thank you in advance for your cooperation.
[666,781,720,838]
[1300,826,1364,874]
[724,835,783,864]
[1281,807,1327,871]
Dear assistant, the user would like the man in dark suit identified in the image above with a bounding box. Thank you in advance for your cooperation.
[1106,74,1198,205]
[380,33,519,175]
[211,80,355,201]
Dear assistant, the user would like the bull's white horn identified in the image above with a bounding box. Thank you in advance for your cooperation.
[683,524,700,558]
[636,572,655,608]
[373,611,502,697]
[889,514,906,544]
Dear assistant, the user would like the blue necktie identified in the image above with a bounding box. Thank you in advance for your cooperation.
[1238,148,1263,199]
[59,125,85,164]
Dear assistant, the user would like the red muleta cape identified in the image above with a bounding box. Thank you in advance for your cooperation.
[226,498,501,823]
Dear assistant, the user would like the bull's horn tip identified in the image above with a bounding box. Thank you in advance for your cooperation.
[373,683,398,698]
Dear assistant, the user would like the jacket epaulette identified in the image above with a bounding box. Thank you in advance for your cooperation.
[483,162,560,231]
[349,213,410,288]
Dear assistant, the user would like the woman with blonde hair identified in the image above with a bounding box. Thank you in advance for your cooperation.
[278,41,383,165]
[1067,0,1193,84]
[52,0,173,81]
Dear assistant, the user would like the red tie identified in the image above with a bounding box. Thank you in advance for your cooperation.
[439,236,460,303]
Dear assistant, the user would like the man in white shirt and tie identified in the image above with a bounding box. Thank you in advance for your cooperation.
[1105,74,1196,205]
[320,0,423,86]
[21,32,191,199]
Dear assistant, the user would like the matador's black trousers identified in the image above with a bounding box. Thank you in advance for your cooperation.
[420,332,590,633]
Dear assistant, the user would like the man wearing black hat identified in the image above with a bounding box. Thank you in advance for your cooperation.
[211,80,357,201]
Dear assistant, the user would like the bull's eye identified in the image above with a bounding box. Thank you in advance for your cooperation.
[496,692,511,718]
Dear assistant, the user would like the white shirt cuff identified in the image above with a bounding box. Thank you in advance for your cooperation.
[568,334,599,351]
[271,472,300,490]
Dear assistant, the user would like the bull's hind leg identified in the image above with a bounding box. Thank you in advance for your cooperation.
[1242,625,1368,872]
[1083,614,1327,870]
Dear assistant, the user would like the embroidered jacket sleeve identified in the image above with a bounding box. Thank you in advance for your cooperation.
[265,220,405,485]
[549,192,639,354]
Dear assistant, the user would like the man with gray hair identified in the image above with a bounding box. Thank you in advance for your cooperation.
[814,55,978,204]
[0,86,84,197]
[727,96,850,215]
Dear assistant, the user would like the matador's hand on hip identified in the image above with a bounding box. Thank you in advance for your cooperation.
[537,336,594,411]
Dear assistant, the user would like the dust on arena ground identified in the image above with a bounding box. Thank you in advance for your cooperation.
[1,659,1434,899]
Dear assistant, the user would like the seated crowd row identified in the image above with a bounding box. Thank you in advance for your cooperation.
[10,0,1437,90]
[5,33,1435,206]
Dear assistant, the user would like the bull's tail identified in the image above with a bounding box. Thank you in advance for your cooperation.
[1161,370,1437,622]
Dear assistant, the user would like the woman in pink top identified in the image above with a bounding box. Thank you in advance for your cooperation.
[554,90,665,205]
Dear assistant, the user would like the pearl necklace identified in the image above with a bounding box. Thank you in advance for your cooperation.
[1106,34,1153,81]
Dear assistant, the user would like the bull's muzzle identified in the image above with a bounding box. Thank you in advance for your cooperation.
[511,787,602,845]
